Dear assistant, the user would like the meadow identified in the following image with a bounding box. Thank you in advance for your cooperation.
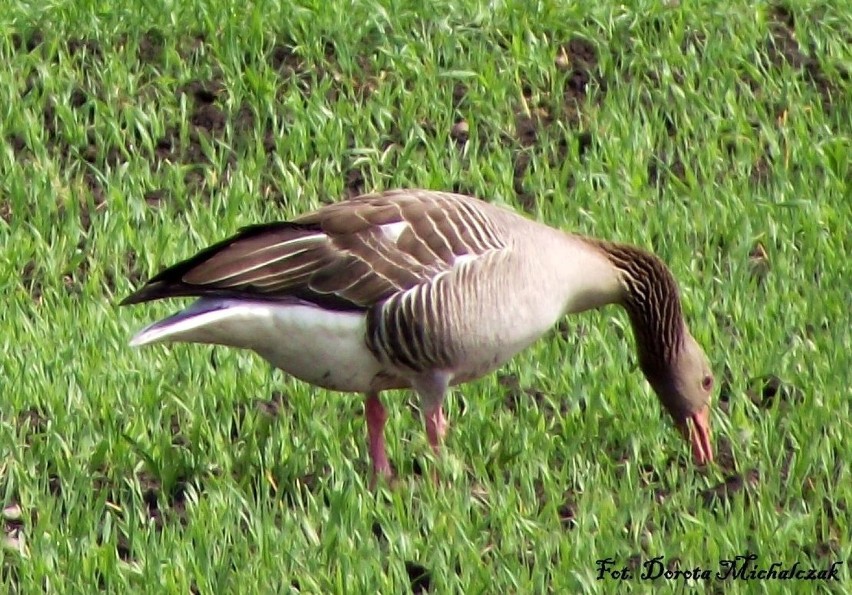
[1,0,850,592]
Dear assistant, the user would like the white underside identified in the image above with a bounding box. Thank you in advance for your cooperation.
[130,299,388,392]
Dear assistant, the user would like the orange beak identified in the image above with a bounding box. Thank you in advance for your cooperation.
[678,405,713,465]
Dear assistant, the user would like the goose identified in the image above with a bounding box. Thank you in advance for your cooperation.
[122,189,714,484]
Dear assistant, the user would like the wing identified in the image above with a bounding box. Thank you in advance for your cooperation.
[121,189,507,311]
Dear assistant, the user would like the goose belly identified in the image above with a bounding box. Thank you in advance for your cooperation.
[448,325,552,385]
[447,287,567,385]
[254,305,387,392]
[131,299,386,392]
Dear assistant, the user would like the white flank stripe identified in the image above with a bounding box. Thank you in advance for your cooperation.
[129,298,385,393]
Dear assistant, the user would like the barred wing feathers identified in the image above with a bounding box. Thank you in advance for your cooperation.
[121,190,507,312]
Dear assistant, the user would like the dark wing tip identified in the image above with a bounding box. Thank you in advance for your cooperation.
[119,281,174,306]
[119,220,326,307]
[119,291,143,306]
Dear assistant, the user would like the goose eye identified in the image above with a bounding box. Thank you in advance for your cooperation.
[701,375,714,391]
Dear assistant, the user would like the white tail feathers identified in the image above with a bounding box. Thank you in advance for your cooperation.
[128,299,261,348]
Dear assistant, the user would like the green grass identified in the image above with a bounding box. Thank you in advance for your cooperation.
[1,0,850,592]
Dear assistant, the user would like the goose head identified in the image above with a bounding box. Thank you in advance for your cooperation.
[590,239,715,466]
[642,331,714,465]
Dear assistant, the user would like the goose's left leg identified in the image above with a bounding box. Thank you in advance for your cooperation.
[365,391,392,487]
[413,372,451,457]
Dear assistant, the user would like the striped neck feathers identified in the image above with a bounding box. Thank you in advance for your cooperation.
[593,240,686,378]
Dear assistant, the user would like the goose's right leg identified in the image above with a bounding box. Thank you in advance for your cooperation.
[365,391,392,487]
[413,372,451,479]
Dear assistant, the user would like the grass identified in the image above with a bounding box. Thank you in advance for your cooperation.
[1,0,850,592]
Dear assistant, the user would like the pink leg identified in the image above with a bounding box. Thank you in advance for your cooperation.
[365,392,392,486]
[424,405,447,455]
[412,373,451,482]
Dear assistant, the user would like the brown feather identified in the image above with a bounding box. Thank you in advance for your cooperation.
[121,190,506,311]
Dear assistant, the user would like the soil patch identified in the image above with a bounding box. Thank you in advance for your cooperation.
[143,189,167,208]
[15,407,48,443]
[135,471,194,528]
[747,375,804,409]
[177,32,208,61]
[10,29,44,53]
[229,391,288,441]
[104,249,143,295]
[138,29,166,64]
[269,44,307,77]
[498,372,574,419]
[21,260,44,301]
[766,5,840,110]
[557,489,578,531]
[558,37,601,113]
[343,166,367,199]
[648,151,687,189]
[509,36,602,211]
[66,38,103,64]
[701,469,760,511]
[405,561,432,593]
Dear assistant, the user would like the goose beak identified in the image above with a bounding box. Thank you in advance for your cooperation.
[678,405,713,465]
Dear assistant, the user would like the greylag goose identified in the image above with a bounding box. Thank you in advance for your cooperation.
[123,189,714,483]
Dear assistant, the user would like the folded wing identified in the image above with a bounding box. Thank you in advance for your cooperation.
[121,190,506,311]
